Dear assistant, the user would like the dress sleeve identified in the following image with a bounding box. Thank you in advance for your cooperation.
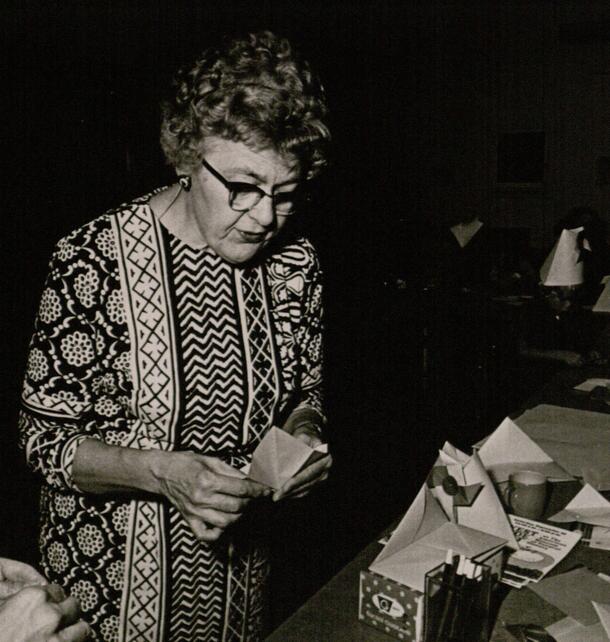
[293,243,325,426]
[19,237,106,491]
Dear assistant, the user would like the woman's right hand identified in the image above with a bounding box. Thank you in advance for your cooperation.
[155,452,271,542]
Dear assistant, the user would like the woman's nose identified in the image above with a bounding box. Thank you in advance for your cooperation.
[248,195,275,228]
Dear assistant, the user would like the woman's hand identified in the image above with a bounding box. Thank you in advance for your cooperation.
[273,424,332,501]
[0,585,90,642]
[0,558,47,599]
[156,452,271,542]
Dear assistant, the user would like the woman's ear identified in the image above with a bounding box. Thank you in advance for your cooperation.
[177,172,192,192]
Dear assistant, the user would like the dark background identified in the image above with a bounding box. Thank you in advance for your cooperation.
[2,0,610,629]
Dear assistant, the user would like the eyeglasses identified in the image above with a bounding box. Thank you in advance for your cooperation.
[201,158,305,216]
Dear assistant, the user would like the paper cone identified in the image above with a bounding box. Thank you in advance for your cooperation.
[540,227,584,286]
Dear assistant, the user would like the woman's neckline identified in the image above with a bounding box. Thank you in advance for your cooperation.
[147,185,210,250]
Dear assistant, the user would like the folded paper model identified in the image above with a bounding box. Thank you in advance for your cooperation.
[243,426,328,489]
[369,485,506,593]
[476,417,573,483]
[549,483,610,528]
[539,226,586,286]
[429,442,519,549]
[593,275,610,313]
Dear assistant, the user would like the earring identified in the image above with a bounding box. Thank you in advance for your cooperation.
[178,175,191,192]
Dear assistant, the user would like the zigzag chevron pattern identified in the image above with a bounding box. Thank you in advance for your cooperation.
[171,242,244,453]
[167,238,281,639]
[168,507,226,641]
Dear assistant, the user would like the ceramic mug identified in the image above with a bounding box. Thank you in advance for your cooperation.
[503,471,548,520]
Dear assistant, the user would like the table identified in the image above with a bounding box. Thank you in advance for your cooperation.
[267,369,610,641]
[267,484,609,641]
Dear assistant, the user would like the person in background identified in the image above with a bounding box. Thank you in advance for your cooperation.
[19,31,331,641]
[519,223,609,369]
[0,557,89,642]
[553,206,610,304]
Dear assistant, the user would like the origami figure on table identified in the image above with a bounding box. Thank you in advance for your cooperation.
[370,485,506,592]
[549,483,610,528]
[429,443,519,549]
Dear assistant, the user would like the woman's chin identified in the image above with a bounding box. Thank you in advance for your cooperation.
[218,242,267,266]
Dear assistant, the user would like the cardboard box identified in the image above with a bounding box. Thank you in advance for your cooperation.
[359,569,424,641]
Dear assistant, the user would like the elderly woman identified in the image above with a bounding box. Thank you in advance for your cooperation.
[19,31,331,641]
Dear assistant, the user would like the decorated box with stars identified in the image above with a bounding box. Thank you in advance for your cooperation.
[359,569,424,641]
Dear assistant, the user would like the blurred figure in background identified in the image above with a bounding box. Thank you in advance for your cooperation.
[553,206,610,304]
[519,220,610,370]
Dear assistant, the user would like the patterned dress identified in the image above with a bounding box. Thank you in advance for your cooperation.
[18,192,324,641]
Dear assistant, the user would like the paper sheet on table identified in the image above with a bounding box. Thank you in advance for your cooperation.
[476,417,573,482]
[243,426,328,489]
[593,276,610,313]
[429,443,519,549]
[546,616,608,642]
[549,484,610,527]
[370,485,506,592]
[515,405,610,490]
[574,378,610,392]
[530,567,610,626]
[502,515,581,588]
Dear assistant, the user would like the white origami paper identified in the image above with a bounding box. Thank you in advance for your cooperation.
[549,484,610,528]
[476,417,573,483]
[593,276,610,313]
[450,218,483,248]
[430,442,519,549]
[540,226,585,286]
[592,602,610,640]
[244,426,328,490]
[574,378,610,392]
[369,485,506,592]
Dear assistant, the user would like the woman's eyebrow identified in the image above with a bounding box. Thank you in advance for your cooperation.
[226,166,300,187]
[224,166,265,182]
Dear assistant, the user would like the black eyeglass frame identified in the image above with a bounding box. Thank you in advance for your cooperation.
[201,158,304,216]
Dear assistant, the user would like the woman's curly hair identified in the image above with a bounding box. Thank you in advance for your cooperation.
[160,31,330,179]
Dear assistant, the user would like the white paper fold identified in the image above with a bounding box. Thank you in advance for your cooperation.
[433,443,519,549]
[369,485,506,592]
[477,417,573,483]
[549,484,610,528]
[244,426,327,489]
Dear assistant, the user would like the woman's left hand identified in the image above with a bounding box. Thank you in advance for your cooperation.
[272,424,332,501]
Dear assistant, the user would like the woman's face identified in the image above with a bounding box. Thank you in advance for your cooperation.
[185,137,301,265]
